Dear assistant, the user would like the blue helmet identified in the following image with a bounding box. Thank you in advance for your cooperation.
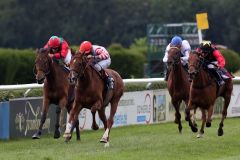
[170,36,182,46]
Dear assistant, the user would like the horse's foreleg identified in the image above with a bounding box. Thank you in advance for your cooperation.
[98,108,107,130]
[66,102,80,140]
[91,111,99,130]
[185,102,198,133]
[32,99,49,139]
[100,100,118,146]
[64,100,81,142]
[172,100,182,133]
[197,109,206,138]
[218,96,231,136]
[206,106,213,128]
[53,106,61,139]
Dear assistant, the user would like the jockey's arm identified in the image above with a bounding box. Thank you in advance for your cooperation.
[180,49,190,62]
[163,44,170,63]
[213,50,225,68]
[53,41,69,59]
[95,47,109,60]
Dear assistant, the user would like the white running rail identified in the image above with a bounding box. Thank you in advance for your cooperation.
[1,77,240,91]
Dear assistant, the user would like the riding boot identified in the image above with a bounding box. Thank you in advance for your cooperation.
[100,69,114,89]
[213,70,225,86]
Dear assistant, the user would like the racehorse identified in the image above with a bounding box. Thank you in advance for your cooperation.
[32,48,99,140]
[64,52,124,146]
[166,47,196,133]
[186,51,233,138]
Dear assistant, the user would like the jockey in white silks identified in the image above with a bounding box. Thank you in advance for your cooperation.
[162,36,191,81]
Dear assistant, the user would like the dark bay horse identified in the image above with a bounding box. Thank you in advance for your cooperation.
[32,48,99,140]
[64,53,124,146]
[167,47,196,133]
[186,51,233,138]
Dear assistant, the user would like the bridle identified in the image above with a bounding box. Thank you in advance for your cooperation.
[167,47,181,70]
[70,54,91,81]
[34,56,51,77]
[188,52,205,79]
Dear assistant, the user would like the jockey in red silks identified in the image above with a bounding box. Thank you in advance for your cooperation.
[44,36,72,67]
[78,41,114,89]
[196,41,228,86]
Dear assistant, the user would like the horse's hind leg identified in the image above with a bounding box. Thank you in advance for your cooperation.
[172,100,182,133]
[32,99,49,139]
[91,111,99,130]
[218,96,231,136]
[197,109,206,138]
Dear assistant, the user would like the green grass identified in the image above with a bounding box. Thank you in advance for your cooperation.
[0,118,240,160]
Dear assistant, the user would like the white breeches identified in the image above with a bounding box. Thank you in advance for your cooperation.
[94,58,111,71]
[64,49,72,65]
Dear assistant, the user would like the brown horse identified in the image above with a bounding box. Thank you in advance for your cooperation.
[167,47,196,133]
[64,53,124,146]
[186,51,233,138]
[32,48,99,140]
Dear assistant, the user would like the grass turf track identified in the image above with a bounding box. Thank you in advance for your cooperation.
[0,118,240,160]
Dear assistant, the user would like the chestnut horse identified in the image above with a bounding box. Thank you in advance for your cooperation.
[186,51,233,138]
[32,48,99,140]
[64,53,124,146]
[167,47,196,133]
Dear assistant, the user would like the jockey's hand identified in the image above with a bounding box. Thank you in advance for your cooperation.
[48,54,54,58]
[87,55,94,60]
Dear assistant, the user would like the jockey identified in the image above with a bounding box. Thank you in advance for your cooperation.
[79,41,114,89]
[44,36,72,68]
[196,40,226,86]
[162,35,191,81]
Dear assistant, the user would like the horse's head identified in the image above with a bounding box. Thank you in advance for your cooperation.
[167,47,181,70]
[34,48,51,84]
[188,51,205,81]
[69,52,88,84]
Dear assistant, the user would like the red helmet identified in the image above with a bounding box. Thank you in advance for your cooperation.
[79,41,92,54]
[48,36,61,48]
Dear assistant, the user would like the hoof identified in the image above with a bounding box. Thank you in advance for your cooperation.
[91,124,99,131]
[65,137,71,143]
[197,133,203,138]
[218,128,224,136]
[32,133,41,139]
[54,130,61,139]
[178,125,182,133]
[100,137,108,143]
[206,122,211,128]
[63,133,72,142]
[191,126,198,133]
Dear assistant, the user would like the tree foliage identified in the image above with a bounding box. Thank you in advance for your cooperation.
[0,0,240,52]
